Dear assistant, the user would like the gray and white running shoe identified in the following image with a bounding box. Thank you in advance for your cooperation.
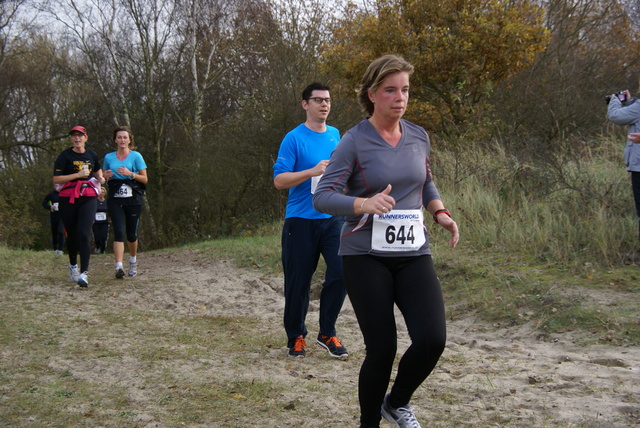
[128,262,137,277]
[69,264,80,283]
[381,394,422,428]
[77,272,89,288]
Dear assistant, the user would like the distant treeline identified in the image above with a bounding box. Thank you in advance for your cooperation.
[1,0,639,261]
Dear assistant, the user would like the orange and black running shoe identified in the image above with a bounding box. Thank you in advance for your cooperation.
[289,335,306,358]
[316,333,348,359]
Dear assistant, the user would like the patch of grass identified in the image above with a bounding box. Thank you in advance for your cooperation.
[432,245,640,345]
[189,234,282,273]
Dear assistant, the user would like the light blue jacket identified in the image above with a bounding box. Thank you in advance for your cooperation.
[607,97,640,172]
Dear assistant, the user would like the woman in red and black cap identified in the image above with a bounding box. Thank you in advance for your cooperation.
[53,126,105,287]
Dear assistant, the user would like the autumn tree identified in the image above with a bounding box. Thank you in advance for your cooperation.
[323,0,550,137]
[489,0,640,156]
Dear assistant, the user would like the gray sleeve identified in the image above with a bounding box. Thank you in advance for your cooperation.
[313,134,358,216]
[420,127,442,206]
[608,98,640,126]
[422,180,441,207]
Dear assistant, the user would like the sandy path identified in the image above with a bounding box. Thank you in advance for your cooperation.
[129,250,640,427]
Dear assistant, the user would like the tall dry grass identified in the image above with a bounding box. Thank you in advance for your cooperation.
[432,137,638,267]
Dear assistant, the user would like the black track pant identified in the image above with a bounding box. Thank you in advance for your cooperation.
[59,196,97,273]
[343,254,446,428]
[50,214,65,251]
[93,222,109,253]
[281,217,346,347]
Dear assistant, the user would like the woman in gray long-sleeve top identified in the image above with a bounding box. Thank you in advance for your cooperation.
[313,54,459,428]
[608,90,640,240]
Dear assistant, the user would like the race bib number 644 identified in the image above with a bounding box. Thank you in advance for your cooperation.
[371,209,426,252]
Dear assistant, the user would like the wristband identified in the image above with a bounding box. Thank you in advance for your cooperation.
[360,198,368,214]
[433,209,451,224]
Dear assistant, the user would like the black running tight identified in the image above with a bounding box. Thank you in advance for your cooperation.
[108,202,142,243]
[343,254,446,428]
[59,196,97,273]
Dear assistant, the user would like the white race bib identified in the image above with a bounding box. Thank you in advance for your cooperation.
[371,209,426,252]
[311,174,322,194]
[95,212,107,221]
[114,183,133,198]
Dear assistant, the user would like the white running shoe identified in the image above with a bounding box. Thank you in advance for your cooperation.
[77,272,89,288]
[381,394,422,428]
[69,264,80,282]
[128,262,137,277]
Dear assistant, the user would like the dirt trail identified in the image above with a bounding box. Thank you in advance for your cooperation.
[129,249,640,427]
[9,248,636,427]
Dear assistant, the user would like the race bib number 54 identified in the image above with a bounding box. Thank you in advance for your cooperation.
[371,209,426,252]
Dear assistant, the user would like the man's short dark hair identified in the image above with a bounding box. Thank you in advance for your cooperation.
[302,82,330,100]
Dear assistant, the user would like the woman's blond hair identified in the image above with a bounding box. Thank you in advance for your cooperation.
[357,54,414,116]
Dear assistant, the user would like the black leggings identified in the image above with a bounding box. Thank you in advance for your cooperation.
[59,196,97,273]
[343,254,446,428]
[108,202,142,243]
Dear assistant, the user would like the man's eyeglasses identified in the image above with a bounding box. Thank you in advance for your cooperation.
[306,97,331,105]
